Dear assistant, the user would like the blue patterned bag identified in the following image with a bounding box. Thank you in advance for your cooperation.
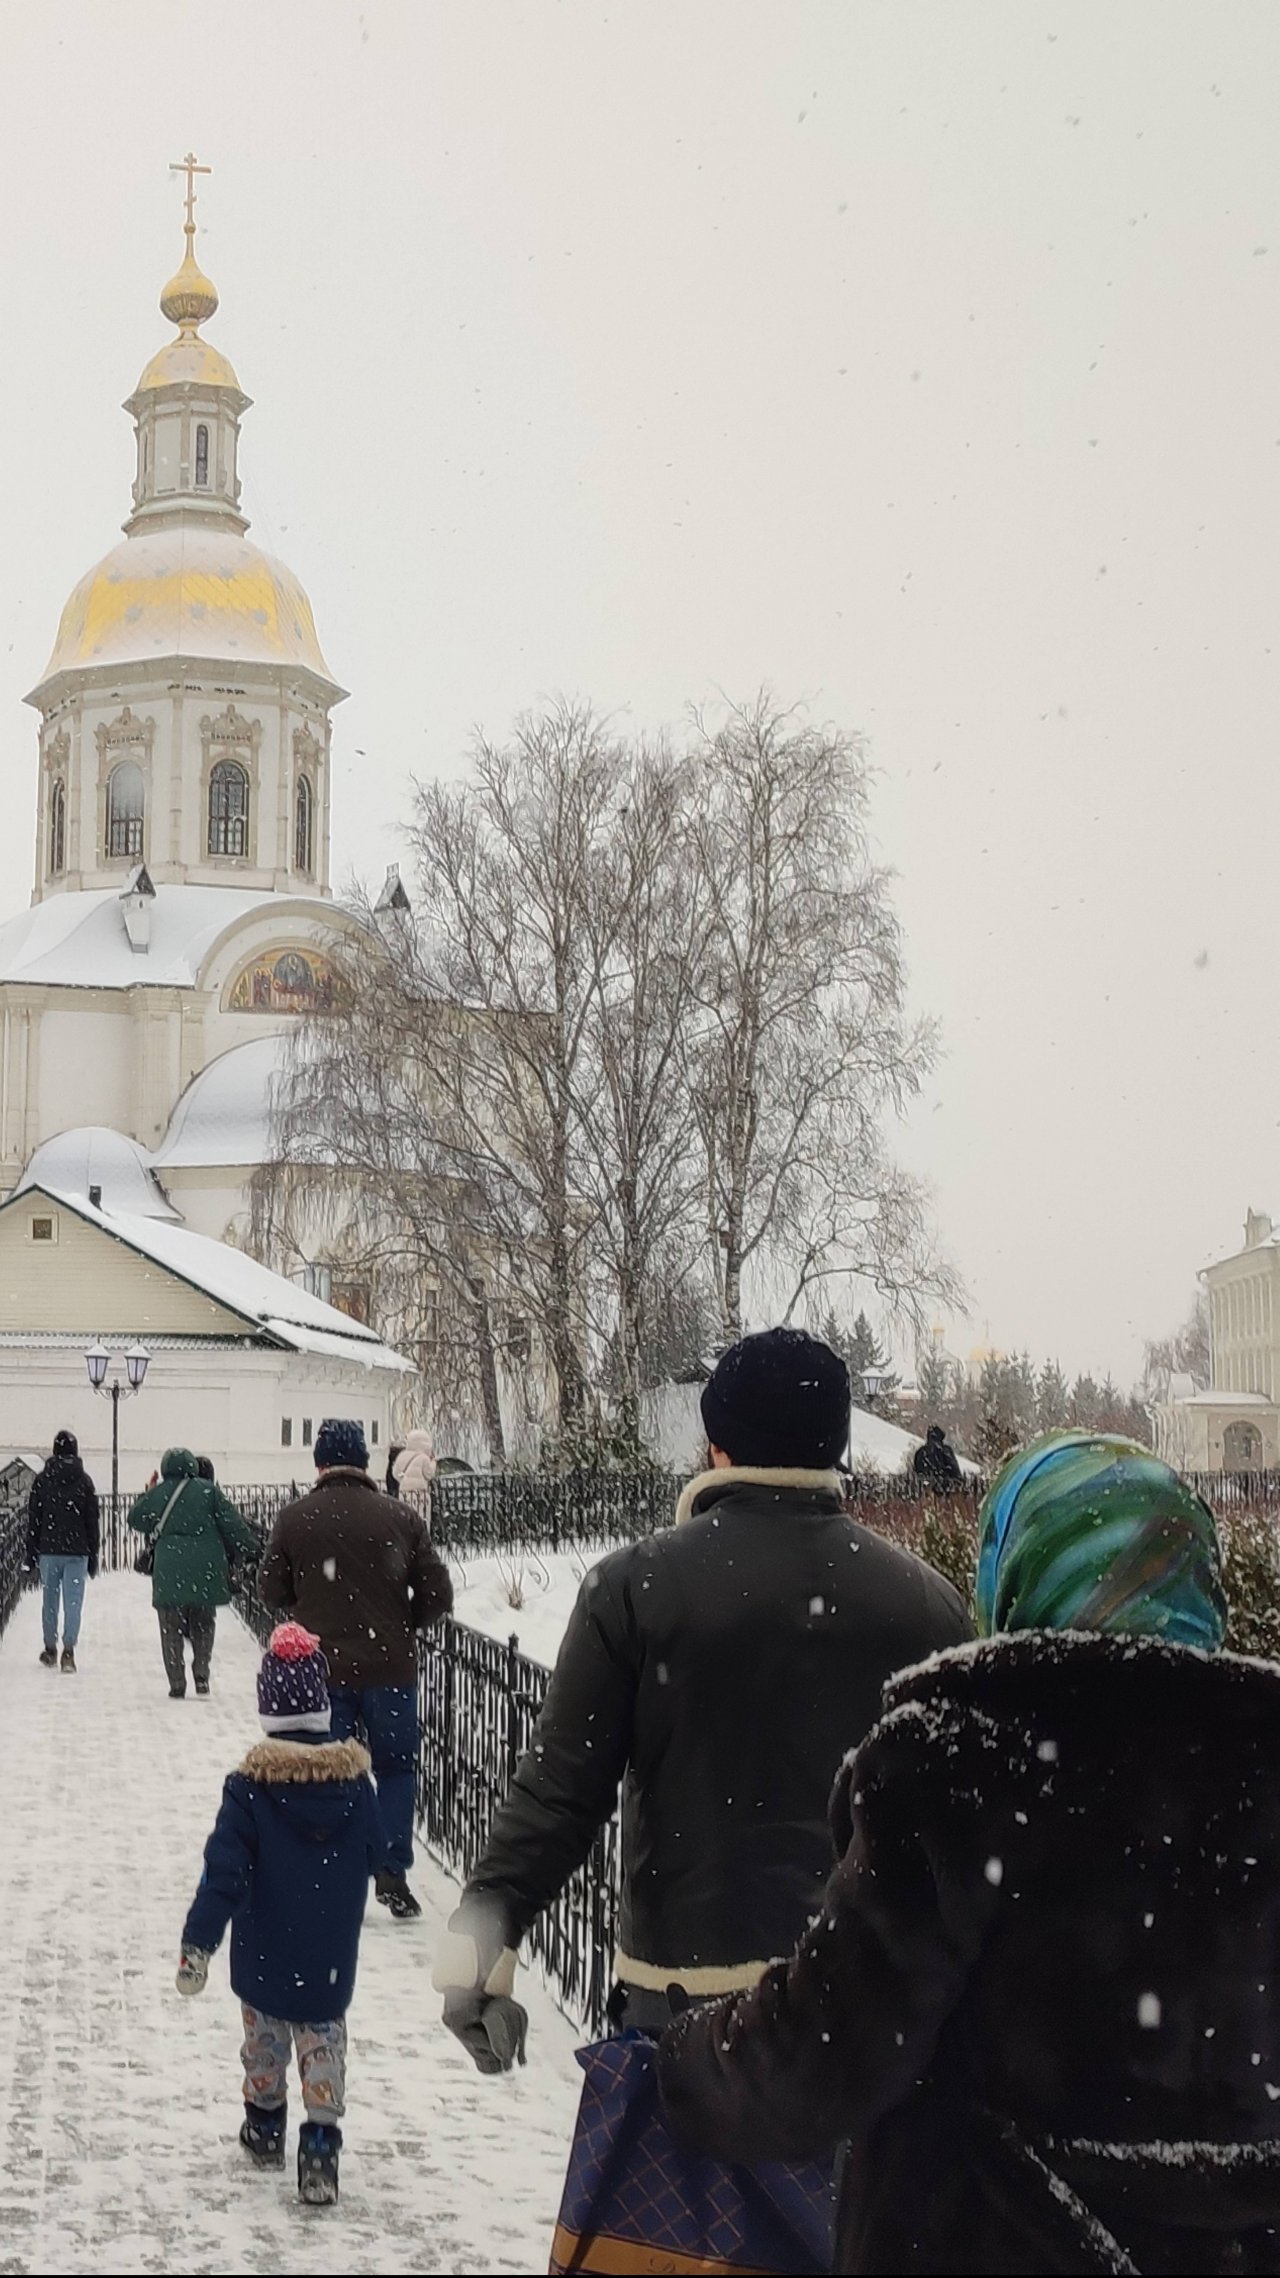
[549,2034,835,2276]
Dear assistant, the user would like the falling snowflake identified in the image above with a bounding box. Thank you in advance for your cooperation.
[1138,1992,1161,2029]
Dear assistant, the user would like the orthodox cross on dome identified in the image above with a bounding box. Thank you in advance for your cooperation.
[160,152,218,332]
[170,151,211,239]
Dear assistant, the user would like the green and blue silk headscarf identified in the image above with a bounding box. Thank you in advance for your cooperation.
[975,1429,1227,1649]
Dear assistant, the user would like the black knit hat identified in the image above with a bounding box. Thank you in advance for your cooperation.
[700,1327,851,1469]
[314,1417,369,1472]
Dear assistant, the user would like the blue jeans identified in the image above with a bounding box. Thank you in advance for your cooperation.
[40,1555,88,1649]
[328,1684,418,1875]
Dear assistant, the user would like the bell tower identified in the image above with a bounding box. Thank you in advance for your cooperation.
[124,154,250,537]
[25,157,345,906]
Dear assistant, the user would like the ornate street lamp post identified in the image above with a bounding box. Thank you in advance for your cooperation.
[84,1343,151,1501]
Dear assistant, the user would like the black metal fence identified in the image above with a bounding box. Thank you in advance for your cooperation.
[0,1488,30,1642]
[417,1620,620,2036]
[93,1467,682,1568]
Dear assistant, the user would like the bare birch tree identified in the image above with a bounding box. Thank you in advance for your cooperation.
[406,701,628,1433]
[248,925,513,1461]
[576,739,711,1434]
[685,693,952,1340]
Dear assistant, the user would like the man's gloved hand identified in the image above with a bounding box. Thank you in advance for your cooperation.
[87,1555,98,1581]
[433,1915,527,2074]
[442,1988,529,2075]
[176,1947,211,1996]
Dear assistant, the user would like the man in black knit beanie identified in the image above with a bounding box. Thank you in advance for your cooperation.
[436,1327,972,2070]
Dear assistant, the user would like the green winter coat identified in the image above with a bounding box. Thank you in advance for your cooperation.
[127,1449,259,1611]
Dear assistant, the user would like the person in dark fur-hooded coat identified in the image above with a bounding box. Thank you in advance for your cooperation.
[659,1431,1280,2277]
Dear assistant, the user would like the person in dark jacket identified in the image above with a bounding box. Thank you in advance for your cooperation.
[27,1430,100,1673]
[177,1621,387,2205]
[258,1418,453,1922]
[912,1420,963,1491]
[128,1449,259,1699]
[434,1327,972,2076]
[656,1430,1280,2277]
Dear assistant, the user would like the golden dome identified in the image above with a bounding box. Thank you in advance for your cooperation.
[32,527,341,692]
[135,333,242,394]
[160,238,219,330]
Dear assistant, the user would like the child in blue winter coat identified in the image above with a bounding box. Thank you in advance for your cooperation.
[177,1621,387,2204]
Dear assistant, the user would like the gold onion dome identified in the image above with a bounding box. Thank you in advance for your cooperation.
[159,228,219,329]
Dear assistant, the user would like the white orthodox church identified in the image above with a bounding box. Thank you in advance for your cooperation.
[0,171,414,1484]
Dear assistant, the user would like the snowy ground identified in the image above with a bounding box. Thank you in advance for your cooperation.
[0,1577,583,2276]
[447,1547,597,1667]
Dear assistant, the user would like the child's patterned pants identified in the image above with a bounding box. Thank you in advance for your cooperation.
[240,2005,347,2118]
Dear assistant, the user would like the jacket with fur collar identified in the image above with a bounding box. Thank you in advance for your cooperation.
[448,1466,970,1999]
[660,1631,1280,2275]
[183,1733,387,2020]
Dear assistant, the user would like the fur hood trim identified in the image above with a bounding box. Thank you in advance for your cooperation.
[237,1737,372,1784]
[675,1465,846,1528]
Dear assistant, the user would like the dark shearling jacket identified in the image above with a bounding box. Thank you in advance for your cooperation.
[455,1467,971,1995]
[659,1631,1280,2276]
[258,1466,453,1689]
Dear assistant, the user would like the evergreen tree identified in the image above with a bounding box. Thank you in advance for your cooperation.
[1009,1351,1039,1443]
[821,1307,902,1416]
[916,1343,954,1429]
[973,1409,1018,1468]
[1069,1373,1102,1429]
[1037,1358,1070,1432]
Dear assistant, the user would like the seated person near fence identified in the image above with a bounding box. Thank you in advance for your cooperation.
[433,1328,971,2070]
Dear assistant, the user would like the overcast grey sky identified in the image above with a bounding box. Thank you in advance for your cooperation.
[0,0,1275,1382]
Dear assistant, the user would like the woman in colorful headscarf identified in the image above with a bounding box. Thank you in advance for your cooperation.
[659,1432,1280,2275]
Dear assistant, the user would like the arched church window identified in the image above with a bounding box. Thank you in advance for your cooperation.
[48,779,66,876]
[295,774,314,875]
[195,423,209,487]
[208,759,249,858]
[106,760,145,860]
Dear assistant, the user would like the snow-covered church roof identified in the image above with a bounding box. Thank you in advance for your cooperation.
[0,883,336,992]
[15,1184,412,1374]
[153,1033,296,1168]
[16,1128,179,1219]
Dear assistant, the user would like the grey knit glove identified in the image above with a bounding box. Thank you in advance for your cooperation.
[176,1947,211,1996]
[442,1988,529,2075]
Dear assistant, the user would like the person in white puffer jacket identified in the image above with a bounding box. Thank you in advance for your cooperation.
[392,1431,436,1524]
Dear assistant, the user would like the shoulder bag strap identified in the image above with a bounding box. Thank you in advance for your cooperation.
[152,1479,189,1541]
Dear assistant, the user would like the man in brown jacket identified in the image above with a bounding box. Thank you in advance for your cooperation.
[258,1418,453,1919]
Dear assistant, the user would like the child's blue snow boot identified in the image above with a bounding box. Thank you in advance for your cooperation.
[298,2120,341,2205]
[239,2102,286,2167]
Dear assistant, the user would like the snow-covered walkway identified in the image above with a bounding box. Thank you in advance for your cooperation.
[0,1577,583,2275]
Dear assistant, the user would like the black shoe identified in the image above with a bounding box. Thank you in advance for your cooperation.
[39,1647,57,1668]
[240,2104,286,2168]
[169,1686,186,1700]
[298,2120,341,2204]
[375,1869,422,1920]
[194,1680,210,1698]
[60,1648,76,1675]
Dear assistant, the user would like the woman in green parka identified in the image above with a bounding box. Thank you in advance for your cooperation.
[128,1450,260,1699]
